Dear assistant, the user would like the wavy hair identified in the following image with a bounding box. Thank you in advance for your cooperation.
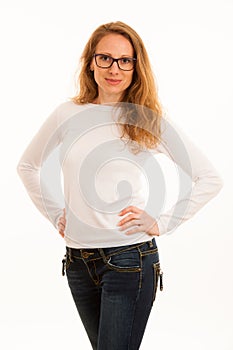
[69,21,164,152]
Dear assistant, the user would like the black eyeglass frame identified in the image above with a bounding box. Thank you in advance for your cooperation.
[93,54,137,71]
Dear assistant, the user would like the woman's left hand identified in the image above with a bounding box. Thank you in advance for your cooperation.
[117,205,160,236]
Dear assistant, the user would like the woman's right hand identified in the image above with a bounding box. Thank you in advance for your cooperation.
[58,208,66,238]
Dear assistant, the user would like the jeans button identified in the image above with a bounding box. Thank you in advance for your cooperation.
[81,251,94,259]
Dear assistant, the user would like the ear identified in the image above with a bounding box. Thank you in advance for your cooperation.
[90,57,95,72]
[90,58,94,71]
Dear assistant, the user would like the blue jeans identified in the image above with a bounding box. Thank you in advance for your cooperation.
[62,238,163,350]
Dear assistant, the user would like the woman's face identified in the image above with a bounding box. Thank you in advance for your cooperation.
[90,33,135,104]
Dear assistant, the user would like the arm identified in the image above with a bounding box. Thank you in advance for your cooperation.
[17,103,64,230]
[155,115,223,235]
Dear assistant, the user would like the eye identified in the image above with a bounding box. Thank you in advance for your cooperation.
[99,55,111,62]
[120,57,133,65]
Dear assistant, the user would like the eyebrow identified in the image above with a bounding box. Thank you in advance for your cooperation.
[97,52,134,57]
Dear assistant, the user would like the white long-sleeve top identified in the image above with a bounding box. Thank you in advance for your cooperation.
[17,101,223,248]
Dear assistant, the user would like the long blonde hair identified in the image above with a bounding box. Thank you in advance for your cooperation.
[70,21,164,151]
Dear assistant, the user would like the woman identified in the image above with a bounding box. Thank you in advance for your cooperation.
[17,21,223,349]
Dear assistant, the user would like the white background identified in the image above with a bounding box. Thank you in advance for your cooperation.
[1,0,232,349]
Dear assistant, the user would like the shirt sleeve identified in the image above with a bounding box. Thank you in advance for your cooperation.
[17,103,64,230]
[154,115,224,235]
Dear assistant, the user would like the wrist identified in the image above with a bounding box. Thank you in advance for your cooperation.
[148,220,160,236]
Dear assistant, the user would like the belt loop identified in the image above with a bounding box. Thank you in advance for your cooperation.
[67,247,74,262]
[148,240,153,248]
[98,248,108,264]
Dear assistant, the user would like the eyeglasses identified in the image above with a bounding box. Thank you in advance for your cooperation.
[93,54,136,71]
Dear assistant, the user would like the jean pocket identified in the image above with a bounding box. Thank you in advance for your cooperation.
[106,249,142,272]
[152,262,163,303]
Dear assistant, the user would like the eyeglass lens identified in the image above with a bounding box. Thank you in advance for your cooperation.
[94,54,136,71]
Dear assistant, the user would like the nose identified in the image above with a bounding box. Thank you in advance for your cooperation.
[109,61,120,74]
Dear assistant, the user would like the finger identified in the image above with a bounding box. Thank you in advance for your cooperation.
[59,226,65,233]
[125,226,141,235]
[58,222,65,228]
[59,218,66,224]
[59,225,64,231]
[117,213,140,226]
[118,206,142,216]
[148,231,160,237]
[59,230,64,238]
[118,219,141,231]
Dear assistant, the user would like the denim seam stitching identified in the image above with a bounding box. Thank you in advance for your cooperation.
[137,247,143,289]
[104,242,146,260]
[128,252,143,350]
[92,260,100,285]
[72,255,102,262]
[152,262,160,303]
[140,248,158,257]
[106,258,142,273]
[83,260,100,286]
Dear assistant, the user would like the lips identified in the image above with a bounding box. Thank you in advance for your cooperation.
[105,78,122,85]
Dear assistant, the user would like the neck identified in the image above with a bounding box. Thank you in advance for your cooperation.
[93,93,123,105]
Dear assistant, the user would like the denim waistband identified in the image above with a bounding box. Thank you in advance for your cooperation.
[66,238,156,262]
